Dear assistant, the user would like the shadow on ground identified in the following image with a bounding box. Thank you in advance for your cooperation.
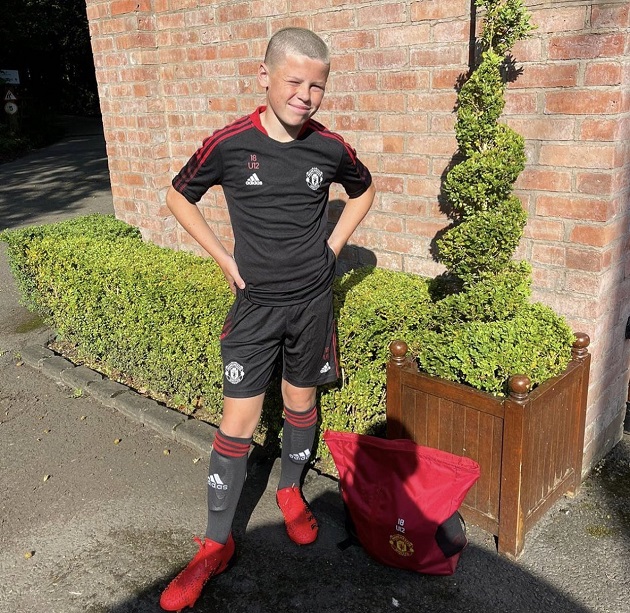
[85,453,601,613]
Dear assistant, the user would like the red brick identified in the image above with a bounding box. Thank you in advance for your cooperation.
[505,117,574,141]
[548,90,622,115]
[406,177,442,198]
[232,22,268,41]
[591,3,630,29]
[330,31,376,51]
[431,68,466,90]
[516,169,572,193]
[411,44,467,67]
[539,144,615,169]
[358,93,406,112]
[511,38,543,62]
[564,271,601,296]
[566,247,605,272]
[570,219,625,247]
[156,12,187,29]
[251,0,289,18]
[532,7,586,33]
[408,91,458,112]
[523,216,564,242]
[549,33,625,60]
[379,71,429,91]
[358,3,406,26]
[430,113,456,134]
[432,20,469,43]
[503,91,537,115]
[330,72,377,91]
[362,212,405,233]
[531,243,566,266]
[319,9,354,30]
[407,134,456,156]
[358,49,408,70]
[579,119,618,141]
[576,172,614,195]
[111,0,150,15]
[332,114,378,132]
[584,62,622,86]
[531,266,562,290]
[535,195,612,222]
[382,155,429,176]
[512,64,579,89]
[380,25,430,47]
[216,2,251,22]
[411,0,468,21]
[374,175,404,194]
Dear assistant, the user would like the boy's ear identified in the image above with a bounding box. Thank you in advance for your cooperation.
[257,62,270,89]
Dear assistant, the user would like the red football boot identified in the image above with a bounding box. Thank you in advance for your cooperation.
[276,486,319,545]
[159,534,235,611]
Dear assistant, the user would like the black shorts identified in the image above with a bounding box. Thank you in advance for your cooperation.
[220,287,339,398]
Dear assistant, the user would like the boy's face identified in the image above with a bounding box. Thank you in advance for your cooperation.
[258,52,329,142]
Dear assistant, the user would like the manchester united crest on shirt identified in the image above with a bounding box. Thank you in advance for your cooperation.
[306,167,323,191]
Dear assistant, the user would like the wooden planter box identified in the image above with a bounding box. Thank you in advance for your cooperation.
[386,333,591,559]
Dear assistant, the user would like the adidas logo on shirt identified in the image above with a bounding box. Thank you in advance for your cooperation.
[246,173,263,186]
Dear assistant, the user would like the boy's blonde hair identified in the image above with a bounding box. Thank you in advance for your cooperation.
[264,28,330,68]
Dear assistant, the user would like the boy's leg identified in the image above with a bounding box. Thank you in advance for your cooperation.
[160,395,263,612]
[276,381,319,545]
[206,394,264,543]
[278,381,317,489]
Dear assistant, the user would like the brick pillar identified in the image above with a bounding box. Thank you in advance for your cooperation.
[86,0,175,245]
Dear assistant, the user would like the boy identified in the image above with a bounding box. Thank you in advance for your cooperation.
[160,27,375,611]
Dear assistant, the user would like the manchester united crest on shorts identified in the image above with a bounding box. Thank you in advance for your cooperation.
[306,167,323,191]
[225,361,245,385]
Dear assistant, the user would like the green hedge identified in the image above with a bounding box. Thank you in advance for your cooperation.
[1,214,573,470]
[1,215,434,468]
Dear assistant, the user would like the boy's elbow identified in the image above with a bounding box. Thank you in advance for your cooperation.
[166,186,186,214]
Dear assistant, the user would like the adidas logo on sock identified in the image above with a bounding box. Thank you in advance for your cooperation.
[289,449,311,462]
[246,173,263,186]
[208,473,228,490]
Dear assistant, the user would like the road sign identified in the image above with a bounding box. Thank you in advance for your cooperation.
[4,101,18,115]
[0,70,20,85]
[5,90,17,101]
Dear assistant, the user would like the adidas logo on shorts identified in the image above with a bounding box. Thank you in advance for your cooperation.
[246,173,263,186]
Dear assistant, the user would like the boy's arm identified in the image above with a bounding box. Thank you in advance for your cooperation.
[166,186,245,294]
[327,183,376,257]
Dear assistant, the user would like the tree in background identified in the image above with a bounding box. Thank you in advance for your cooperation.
[0,0,99,120]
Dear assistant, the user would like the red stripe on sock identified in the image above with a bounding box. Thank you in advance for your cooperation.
[284,405,318,429]
[213,431,251,458]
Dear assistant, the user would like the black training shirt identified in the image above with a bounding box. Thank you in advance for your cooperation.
[172,107,373,305]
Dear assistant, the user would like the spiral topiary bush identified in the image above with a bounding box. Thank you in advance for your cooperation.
[412,0,574,395]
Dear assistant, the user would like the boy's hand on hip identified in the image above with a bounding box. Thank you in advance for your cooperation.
[221,256,245,295]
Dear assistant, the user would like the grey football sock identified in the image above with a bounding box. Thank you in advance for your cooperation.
[278,405,317,490]
[205,429,251,544]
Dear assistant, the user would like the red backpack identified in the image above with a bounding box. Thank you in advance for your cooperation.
[324,430,480,576]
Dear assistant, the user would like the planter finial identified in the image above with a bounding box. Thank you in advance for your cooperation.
[389,340,408,367]
[571,332,590,361]
[508,375,531,401]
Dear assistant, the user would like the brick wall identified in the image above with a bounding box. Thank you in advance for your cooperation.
[85,0,630,470]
